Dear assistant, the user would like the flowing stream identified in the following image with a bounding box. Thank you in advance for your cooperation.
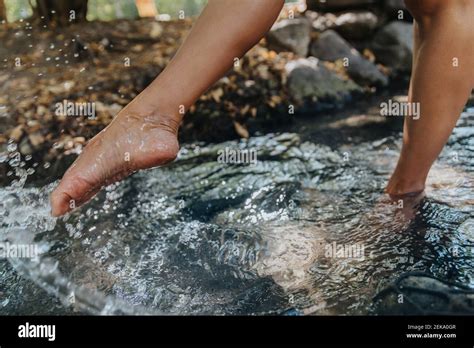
[1,106,473,315]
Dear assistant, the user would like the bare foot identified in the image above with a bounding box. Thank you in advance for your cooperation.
[385,172,426,219]
[385,178,425,201]
[50,109,181,217]
[385,162,426,198]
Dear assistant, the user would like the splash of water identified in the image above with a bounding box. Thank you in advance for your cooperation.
[1,109,473,315]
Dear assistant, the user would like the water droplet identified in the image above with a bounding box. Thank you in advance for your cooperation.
[7,143,17,152]
[8,154,20,167]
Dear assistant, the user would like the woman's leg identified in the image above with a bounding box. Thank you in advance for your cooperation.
[50,0,284,216]
[386,0,474,197]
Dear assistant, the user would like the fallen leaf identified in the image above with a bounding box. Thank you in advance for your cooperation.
[10,125,23,142]
[233,121,249,138]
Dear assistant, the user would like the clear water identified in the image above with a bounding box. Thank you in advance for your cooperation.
[1,107,473,315]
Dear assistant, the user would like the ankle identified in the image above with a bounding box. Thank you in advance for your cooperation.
[385,175,425,197]
[121,97,184,136]
[149,114,182,136]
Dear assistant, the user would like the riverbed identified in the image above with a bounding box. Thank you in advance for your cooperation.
[1,99,473,315]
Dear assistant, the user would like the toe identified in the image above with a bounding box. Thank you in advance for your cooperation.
[50,190,73,217]
[50,173,98,217]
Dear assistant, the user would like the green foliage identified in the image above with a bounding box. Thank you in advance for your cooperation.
[5,0,33,22]
[1,0,300,23]
[87,0,208,20]
[4,0,210,22]
[87,0,139,21]
[155,0,207,18]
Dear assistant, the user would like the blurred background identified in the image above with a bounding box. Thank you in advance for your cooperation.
[3,0,208,21]
[0,0,419,182]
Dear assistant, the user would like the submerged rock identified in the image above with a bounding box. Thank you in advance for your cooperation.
[310,30,388,86]
[285,57,361,105]
[372,21,413,72]
[266,18,312,56]
[374,272,474,315]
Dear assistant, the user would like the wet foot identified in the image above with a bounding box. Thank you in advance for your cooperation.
[50,109,181,217]
[385,175,426,219]
[385,156,426,197]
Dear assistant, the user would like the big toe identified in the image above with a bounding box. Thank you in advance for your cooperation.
[50,174,98,217]
[50,189,72,217]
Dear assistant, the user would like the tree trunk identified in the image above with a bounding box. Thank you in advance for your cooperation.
[0,0,7,22]
[33,0,88,26]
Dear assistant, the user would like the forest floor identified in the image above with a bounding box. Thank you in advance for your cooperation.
[3,16,469,184]
[0,17,298,171]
